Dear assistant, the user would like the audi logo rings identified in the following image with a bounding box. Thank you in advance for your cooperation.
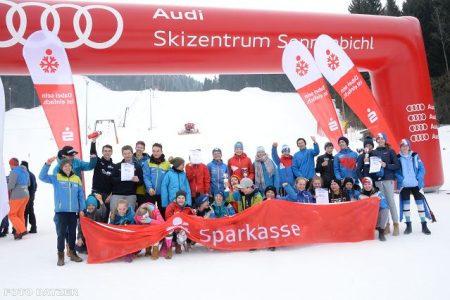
[407,113,427,122]
[406,103,425,112]
[410,134,429,143]
[409,123,428,132]
[0,0,123,49]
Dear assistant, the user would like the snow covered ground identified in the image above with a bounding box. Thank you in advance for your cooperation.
[1,76,450,300]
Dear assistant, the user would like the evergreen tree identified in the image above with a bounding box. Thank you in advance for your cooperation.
[402,0,448,77]
[349,0,382,15]
[348,0,367,14]
[384,0,401,16]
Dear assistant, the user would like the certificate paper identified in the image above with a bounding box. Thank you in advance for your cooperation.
[315,188,329,204]
[121,163,134,181]
[369,156,382,173]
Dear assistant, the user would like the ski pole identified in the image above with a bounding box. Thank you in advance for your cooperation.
[424,198,437,223]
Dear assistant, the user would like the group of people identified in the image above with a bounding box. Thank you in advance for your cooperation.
[4,132,433,266]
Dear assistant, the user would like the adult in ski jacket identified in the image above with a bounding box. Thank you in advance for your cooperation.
[315,142,335,189]
[271,143,294,187]
[333,136,359,183]
[227,141,254,180]
[7,158,30,238]
[253,146,280,194]
[161,157,192,208]
[292,136,320,180]
[395,139,431,235]
[207,148,229,197]
[186,162,211,198]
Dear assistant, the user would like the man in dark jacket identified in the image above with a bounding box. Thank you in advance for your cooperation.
[315,142,335,189]
[110,145,144,211]
[21,161,37,233]
[90,141,114,222]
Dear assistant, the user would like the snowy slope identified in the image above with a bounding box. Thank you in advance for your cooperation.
[1,76,449,300]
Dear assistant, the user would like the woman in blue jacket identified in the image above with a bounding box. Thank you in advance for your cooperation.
[39,157,85,266]
[253,146,280,194]
[395,139,431,235]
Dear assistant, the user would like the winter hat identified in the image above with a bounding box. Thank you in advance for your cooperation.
[281,145,290,154]
[9,158,19,168]
[338,136,349,146]
[324,142,334,150]
[296,137,307,145]
[212,147,222,155]
[195,194,209,207]
[170,157,185,169]
[60,158,73,168]
[256,146,265,153]
[376,132,387,143]
[61,145,78,156]
[343,177,355,187]
[20,161,29,169]
[236,178,254,189]
[214,191,224,198]
[400,138,411,148]
[176,190,187,199]
[363,136,375,148]
[264,185,277,196]
[86,195,98,207]
[234,141,244,150]
[361,177,373,186]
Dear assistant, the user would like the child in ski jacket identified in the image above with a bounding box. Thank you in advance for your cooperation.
[109,199,135,225]
[284,177,314,203]
[235,178,263,212]
[211,192,236,217]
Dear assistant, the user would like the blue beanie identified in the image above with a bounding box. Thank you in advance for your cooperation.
[281,145,290,153]
[234,141,243,150]
[195,194,209,207]
[214,191,224,198]
[86,195,98,207]
[376,132,387,143]
[400,138,411,148]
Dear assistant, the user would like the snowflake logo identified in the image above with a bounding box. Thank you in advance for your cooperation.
[40,49,59,73]
[166,216,190,233]
[326,49,340,71]
[295,55,309,77]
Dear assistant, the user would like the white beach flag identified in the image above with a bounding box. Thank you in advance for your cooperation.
[0,78,10,220]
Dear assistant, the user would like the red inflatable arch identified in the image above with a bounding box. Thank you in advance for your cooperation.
[0,1,443,189]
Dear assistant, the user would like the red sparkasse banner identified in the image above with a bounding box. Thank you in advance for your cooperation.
[314,35,399,152]
[282,40,344,149]
[22,31,82,157]
[81,198,380,264]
